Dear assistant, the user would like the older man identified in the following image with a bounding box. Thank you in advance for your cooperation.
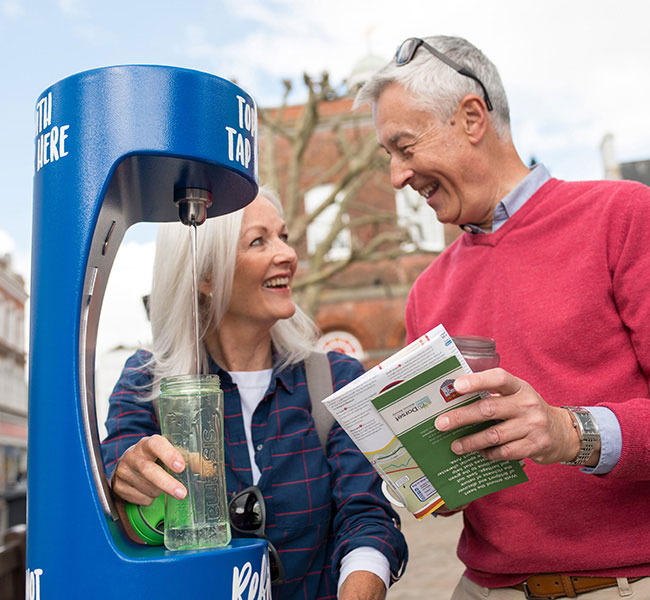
[356,36,650,600]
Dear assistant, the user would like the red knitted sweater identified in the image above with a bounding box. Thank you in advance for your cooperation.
[406,178,650,587]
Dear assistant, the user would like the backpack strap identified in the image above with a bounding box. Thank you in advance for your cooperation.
[304,351,335,451]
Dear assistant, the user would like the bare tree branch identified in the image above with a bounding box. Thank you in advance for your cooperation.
[258,71,433,317]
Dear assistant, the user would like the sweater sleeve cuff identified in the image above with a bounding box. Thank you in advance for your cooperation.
[338,547,390,593]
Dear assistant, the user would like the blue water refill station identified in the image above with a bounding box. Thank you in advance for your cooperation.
[28,66,268,599]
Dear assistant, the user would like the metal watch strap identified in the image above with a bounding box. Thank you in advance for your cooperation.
[560,406,600,466]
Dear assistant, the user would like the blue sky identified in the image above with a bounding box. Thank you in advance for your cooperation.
[2,0,650,364]
[3,0,650,277]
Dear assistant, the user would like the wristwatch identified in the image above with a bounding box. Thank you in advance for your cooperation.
[560,406,600,466]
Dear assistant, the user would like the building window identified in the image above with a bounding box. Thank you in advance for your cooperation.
[304,185,351,261]
[395,187,445,251]
[4,302,13,344]
[15,310,24,352]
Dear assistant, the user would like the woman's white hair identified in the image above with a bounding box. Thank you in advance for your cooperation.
[144,185,319,398]
[355,35,511,140]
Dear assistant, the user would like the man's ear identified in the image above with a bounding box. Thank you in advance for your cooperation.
[459,94,489,144]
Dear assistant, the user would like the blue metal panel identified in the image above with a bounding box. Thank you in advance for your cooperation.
[29,66,267,599]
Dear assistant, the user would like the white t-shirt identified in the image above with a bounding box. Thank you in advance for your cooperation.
[228,369,272,485]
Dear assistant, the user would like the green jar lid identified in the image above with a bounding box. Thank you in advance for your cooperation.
[125,494,165,545]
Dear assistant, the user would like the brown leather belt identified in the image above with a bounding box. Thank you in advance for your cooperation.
[511,574,645,599]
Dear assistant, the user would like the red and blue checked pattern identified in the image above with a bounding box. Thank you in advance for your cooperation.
[102,350,407,600]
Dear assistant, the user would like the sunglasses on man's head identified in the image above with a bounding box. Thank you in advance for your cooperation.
[229,486,286,585]
[394,37,493,112]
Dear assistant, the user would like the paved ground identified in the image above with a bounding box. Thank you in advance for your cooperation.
[387,507,465,600]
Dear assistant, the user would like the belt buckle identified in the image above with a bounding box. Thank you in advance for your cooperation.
[521,581,549,600]
[521,581,534,599]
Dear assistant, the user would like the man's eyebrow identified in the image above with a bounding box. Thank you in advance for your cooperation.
[385,132,411,148]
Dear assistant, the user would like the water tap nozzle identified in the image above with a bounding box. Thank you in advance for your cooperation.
[174,188,213,226]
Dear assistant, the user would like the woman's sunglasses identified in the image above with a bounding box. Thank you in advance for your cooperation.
[229,486,286,585]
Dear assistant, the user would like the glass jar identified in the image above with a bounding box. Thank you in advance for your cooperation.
[452,335,500,372]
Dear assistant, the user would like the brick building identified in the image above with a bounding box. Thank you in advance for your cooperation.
[0,255,28,531]
[260,61,459,368]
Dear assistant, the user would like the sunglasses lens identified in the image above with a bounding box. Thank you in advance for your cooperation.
[229,487,285,585]
[230,493,263,532]
[395,38,418,65]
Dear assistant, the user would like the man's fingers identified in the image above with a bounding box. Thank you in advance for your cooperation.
[449,419,526,456]
[435,394,510,432]
[429,367,571,465]
[434,369,522,433]
[453,368,522,397]
[477,442,528,462]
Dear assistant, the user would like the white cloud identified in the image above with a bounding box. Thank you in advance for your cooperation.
[1,1,24,19]
[220,0,299,29]
[0,229,15,256]
[57,0,87,18]
[0,229,29,288]
[73,22,117,45]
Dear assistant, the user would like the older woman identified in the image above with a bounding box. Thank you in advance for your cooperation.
[101,188,407,600]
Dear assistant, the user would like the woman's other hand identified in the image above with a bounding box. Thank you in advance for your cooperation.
[111,434,187,505]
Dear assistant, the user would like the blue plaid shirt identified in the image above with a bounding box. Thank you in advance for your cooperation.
[102,350,407,600]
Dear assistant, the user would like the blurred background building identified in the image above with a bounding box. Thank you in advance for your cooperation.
[0,255,28,536]
[601,133,650,185]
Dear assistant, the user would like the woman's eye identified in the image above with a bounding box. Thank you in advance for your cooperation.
[398,145,412,158]
[250,236,263,247]
[280,232,289,242]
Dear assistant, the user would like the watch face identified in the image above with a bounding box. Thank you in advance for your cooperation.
[561,407,600,466]
[575,411,599,436]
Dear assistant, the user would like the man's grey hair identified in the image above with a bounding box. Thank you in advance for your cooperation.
[355,35,511,139]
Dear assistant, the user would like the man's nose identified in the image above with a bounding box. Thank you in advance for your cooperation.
[390,158,413,189]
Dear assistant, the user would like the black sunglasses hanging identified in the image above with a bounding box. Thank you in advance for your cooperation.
[229,486,286,585]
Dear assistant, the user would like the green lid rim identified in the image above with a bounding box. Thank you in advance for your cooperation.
[125,498,165,545]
